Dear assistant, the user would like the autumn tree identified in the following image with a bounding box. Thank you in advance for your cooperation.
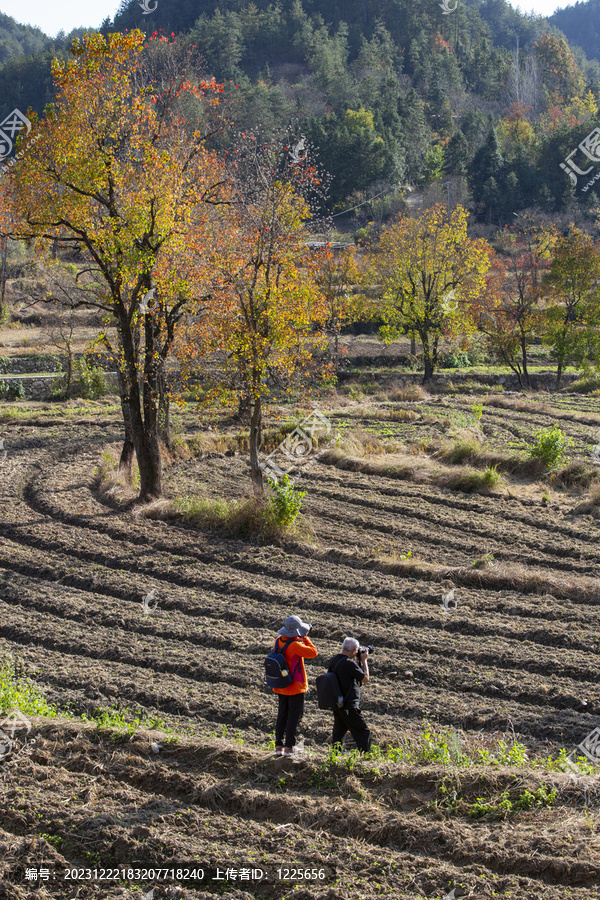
[474,257,531,388]
[178,137,329,496]
[542,227,600,389]
[534,34,585,105]
[492,221,556,389]
[313,243,363,367]
[7,31,227,501]
[371,204,491,383]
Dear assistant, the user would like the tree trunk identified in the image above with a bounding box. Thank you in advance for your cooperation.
[119,432,135,478]
[556,325,568,391]
[0,236,7,323]
[509,363,524,390]
[520,334,530,389]
[249,393,264,497]
[422,334,434,383]
[410,334,416,356]
[122,315,162,501]
[556,361,563,391]
[119,399,135,480]
[66,347,73,398]
[157,359,171,450]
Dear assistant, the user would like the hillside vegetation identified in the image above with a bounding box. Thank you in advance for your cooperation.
[3,0,600,221]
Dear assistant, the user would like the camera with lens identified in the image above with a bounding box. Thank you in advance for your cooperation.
[358,645,373,657]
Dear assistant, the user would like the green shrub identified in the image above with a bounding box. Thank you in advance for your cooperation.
[442,349,472,369]
[0,379,25,401]
[74,358,109,399]
[529,424,573,469]
[265,474,306,526]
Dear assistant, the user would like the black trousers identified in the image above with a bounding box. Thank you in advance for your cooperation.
[275,692,305,748]
[331,706,371,752]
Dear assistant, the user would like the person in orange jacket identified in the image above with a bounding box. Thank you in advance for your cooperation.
[272,615,318,757]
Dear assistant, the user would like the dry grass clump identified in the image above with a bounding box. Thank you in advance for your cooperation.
[568,375,600,394]
[319,448,504,494]
[550,462,599,490]
[332,427,397,458]
[436,428,546,479]
[437,427,484,465]
[163,494,312,542]
[319,449,429,482]
[483,395,552,415]
[185,432,231,455]
[484,393,600,427]
[336,548,600,603]
[570,481,600,517]
[443,466,504,494]
[94,445,138,505]
[387,382,429,402]
[360,406,420,423]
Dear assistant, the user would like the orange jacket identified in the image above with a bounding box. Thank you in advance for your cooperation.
[272,635,318,695]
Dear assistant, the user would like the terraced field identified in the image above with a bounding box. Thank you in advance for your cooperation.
[2,389,600,900]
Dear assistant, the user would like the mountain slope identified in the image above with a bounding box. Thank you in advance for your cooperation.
[0,11,51,65]
[550,0,600,62]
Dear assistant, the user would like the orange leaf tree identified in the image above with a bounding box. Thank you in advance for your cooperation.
[178,137,329,496]
[371,204,491,383]
[8,31,227,500]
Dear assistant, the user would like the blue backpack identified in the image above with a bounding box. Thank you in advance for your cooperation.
[264,637,300,689]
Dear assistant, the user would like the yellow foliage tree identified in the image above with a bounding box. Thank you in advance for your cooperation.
[372,205,491,383]
[7,31,227,500]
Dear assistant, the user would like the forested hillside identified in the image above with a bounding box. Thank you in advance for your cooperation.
[0,12,50,64]
[550,0,600,63]
[2,0,600,222]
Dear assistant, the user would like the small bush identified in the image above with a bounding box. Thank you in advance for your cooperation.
[469,791,513,819]
[0,379,25,401]
[529,425,573,469]
[74,358,109,399]
[472,552,494,569]
[483,465,500,486]
[441,349,472,369]
[265,474,306,527]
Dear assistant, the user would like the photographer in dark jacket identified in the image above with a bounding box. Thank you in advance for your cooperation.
[328,637,371,752]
